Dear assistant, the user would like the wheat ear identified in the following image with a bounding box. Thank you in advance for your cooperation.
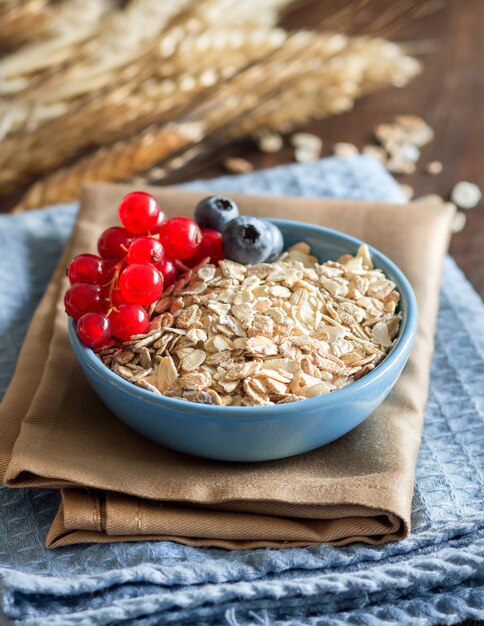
[142,37,420,181]
[0,0,291,137]
[9,32,354,210]
[12,123,204,213]
[0,0,114,97]
[0,0,51,53]
[227,38,421,135]
[11,32,420,211]
[0,28,286,192]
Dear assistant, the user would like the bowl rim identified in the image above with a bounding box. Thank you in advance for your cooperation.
[69,219,418,419]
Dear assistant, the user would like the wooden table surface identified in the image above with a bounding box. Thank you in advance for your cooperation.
[167,0,484,299]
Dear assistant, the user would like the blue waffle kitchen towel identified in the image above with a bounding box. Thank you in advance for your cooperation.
[0,156,483,626]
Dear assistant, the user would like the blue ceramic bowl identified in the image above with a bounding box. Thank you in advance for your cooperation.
[68,220,418,462]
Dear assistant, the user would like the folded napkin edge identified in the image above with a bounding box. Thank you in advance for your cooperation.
[81,181,455,219]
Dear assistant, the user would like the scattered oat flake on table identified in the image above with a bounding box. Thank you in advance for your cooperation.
[362,145,387,164]
[425,161,443,175]
[256,131,283,153]
[291,132,323,154]
[396,143,420,163]
[333,142,358,158]
[451,211,467,234]
[103,242,401,407]
[294,147,319,163]
[414,194,446,205]
[450,182,481,210]
[393,115,434,146]
[374,122,404,148]
[385,158,416,175]
[223,157,254,174]
[373,116,433,176]
[399,184,414,200]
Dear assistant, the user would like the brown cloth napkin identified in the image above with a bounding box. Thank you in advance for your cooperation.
[0,183,454,549]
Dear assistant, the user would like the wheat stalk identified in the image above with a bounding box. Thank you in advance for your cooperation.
[12,122,206,212]
[197,0,294,28]
[10,32,328,210]
[0,28,287,192]
[3,0,291,103]
[0,0,292,138]
[11,30,416,212]
[26,0,192,102]
[350,37,422,89]
[2,1,424,211]
[142,38,420,182]
[0,0,51,53]
[0,0,114,97]
[227,38,421,135]
[0,0,187,137]
[153,28,287,80]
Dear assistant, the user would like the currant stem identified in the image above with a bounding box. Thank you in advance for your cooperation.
[107,255,129,312]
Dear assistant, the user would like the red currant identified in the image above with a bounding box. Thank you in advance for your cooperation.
[101,258,118,282]
[186,228,224,267]
[110,304,149,341]
[158,217,202,260]
[118,191,160,234]
[97,227,136,260]
[155,256,178,288]
[77,312,112,348]
[119,264,163,305]
[127,237,164,265]
[67,254,105,285]
[64,283,106,321]
[109,286,129,309]
[152,210,166,233]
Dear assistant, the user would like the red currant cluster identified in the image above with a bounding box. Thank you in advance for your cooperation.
[65,191,224,348]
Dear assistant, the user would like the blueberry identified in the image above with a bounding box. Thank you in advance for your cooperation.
[264,221,284,262]
[222,216,273,265]
[194,196,239,232]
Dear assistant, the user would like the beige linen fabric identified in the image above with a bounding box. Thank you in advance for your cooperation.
[0,183,454,548]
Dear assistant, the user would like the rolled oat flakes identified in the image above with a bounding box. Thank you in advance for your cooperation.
[102,243,401,406]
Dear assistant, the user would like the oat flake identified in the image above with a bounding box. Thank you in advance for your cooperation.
[103,242,401,406]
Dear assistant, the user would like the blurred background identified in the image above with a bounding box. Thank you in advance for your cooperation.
[0,0,482,296]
